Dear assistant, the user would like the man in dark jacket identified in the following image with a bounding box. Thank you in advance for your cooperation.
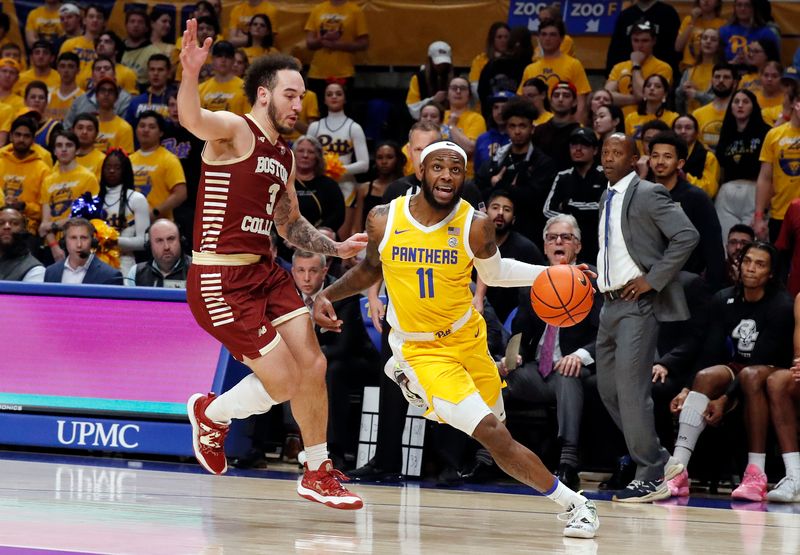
[127,219,191,287]
[44,218,123,285]
[0,208,44,282]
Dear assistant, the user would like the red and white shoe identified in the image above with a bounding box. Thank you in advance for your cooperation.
[297,459,364,510]
[187,393,230,475]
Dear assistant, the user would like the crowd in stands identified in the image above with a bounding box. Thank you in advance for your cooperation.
[3,0,800,503]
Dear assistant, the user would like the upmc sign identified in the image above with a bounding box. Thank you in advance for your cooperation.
[508,0,621,35]
[0,413,194,456]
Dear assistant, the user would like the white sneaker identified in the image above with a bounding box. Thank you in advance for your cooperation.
[560,500,599,539]
[664,457,685,481]
[766,476,800,503]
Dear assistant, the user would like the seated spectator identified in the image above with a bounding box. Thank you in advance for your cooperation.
[130,111,187,221]
[672,114,720,199]
[353,141,404,234]
[291,135,346,233]
[592,103,625,148]
[715,89,770,242]
[625,75,679,147]
[692,63,737,153]
[53,3,83,54]
[0,57,23,113]
[0,117,50,235]
[149,8,176,58]
[648,132,725,289]
[39,130,99,262]
[16,40,58,95]
[503,214,601,490]
[474,90,513,174]
[476,97,557,244]
[58,4,105,72]
[95,149,150,275]
[291,249,379,470]
[477,27,533,107]
[77,33,138,95]
[676,28,723,115]
[764,299,800,502]
[73,113,105,179]
[24,0,63,47]
[44,217,123,284]
[667,241,793,499]
[543,127,605,263]
[126,54,172,125]
[228,0,279,48]
[518,18,590,123]
[121,9,163,89]
[605,0,680,78]
[469,23,510,98]
[520,78,553,126]
[307,82,368,236]
[477,189,545,322]
[94,77,134,154]
[47,52,83,123]
[533,81,580,171]
[533,4,575,60]
[634,119,670,179]
[753,60,784,111]
[174,16,218,83]
[127,218,190,287]
[65,57,133,129]
[23,81,62,149]
[605,20,673,118]
[719,0,780,67]
[443,76,485,178]
[233,48,249,79]
[0,207,44,282]
[402,101,443,175]
[242,14,279,63]
[198,41,250,115]
[674,0,725,73]
[762,67,800,127]
[724,224,755,287]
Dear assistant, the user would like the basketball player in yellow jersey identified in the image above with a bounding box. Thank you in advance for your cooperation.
[313,140,600,539]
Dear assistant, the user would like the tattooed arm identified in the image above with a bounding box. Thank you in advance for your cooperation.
[312,204,388,331]
[273,165,367,258]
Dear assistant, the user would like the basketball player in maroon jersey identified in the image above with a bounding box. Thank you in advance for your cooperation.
[178,18,367,509]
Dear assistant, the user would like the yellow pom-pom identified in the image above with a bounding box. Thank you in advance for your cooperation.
[323,151,346,181]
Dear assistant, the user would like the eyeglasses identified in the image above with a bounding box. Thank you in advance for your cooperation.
[449,85,469,92]
[545,233,576,243]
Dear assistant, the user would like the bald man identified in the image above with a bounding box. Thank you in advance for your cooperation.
[127,218,192,288]
[0,207,44,282]
[595,133,699,502]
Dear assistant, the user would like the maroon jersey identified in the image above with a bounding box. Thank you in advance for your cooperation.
[193,114,294,257]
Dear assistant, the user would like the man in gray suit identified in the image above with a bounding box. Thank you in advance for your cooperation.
[596,134,699,503]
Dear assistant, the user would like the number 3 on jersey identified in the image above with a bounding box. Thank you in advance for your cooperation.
[416,267,434,298]
[265,183,280,215]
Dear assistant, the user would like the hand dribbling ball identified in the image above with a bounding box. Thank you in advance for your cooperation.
[530,265,593,327]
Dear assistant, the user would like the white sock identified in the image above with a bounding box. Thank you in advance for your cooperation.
[305,443,328,471]
[545,477,586,510]
[205,374,277,424]
[748,452,766,472]
[673,391,709,467]
[783,452,800,480]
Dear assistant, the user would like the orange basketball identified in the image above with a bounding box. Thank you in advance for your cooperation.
[530,264,593,327]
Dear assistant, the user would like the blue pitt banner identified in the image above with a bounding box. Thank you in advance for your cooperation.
[508,0,622,36]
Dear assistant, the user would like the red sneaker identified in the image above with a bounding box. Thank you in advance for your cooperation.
[297,459,364,510]
[187,393,229,475]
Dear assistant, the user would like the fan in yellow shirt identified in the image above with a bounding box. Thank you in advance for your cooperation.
[605,22,673,117]
[14,40,60,96]
[692,101,727,152]
[73,113,105,180]
[675,2,725,71]
[624,75,679,146]
[531,4,574,61]
[129,111,187,220]
[228,1,279,47]
[0,58,24,114]
[94,78,134,153]
[24,1,63,46]
[0,117,51,233]
[443,77,486,179]
[59,35,97,73]
[39,130,100,253]
[0,103,13,144]
[46,53,82,123]
[77,32,138,95]
[304,0,369,80]
[198,41,251,115]
[753,61,784,111]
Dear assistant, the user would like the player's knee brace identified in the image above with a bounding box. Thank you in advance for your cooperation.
[432,392,492,436]
[679,391,710,427]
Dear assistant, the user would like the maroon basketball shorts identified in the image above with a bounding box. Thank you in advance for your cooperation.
[187,260,307,361]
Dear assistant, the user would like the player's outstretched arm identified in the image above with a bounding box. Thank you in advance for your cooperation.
[177,18,246,141]
[312,205,388,331]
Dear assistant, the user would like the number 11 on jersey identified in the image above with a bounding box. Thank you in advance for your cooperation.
[416,268,434,298]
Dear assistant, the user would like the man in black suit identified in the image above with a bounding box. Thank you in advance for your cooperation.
[44,218,123,285]
[502,214,602,490]
[291,249,379,469]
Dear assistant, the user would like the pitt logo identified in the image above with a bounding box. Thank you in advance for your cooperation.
[255,156,288,183]
[434,328,452,339]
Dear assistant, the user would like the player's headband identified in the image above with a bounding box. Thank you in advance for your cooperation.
[420,141,468,167]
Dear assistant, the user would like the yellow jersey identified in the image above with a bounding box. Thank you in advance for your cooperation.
[1,93,25,114]
[760,122,800,220]
[46,87,83,122]
[304,0,369,79]
[25,6,63,44]
[682,62,713,113]
[228,2,279,36]
[59,36,97,72]
[0,103,14,133]
[625,110,679,143]
[692,102,727,152]
[0,145,51,233]
[242,45,279,63]
[198,76,251,115]
[762,104,785,126]
[756,91,782,111]
[517,54,591,95]
[677,16,726,70]
[130,146,186,219]
[379,195,475,335]
[608,56,673,117]
[443,110,486,178]
[41,165,99,223]
[77,64,139,95]
[97,116,134,154]
[14,68,60,96]
[533,35,575,61]
[77,148,105,180]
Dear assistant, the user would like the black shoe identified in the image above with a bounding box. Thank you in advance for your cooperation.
[347,458,405,483]
[600,455,636,490]
[556,463,581,491]
[232,448,267,469]
[612,478,670,503]
[461,459,496,483]
[436,466,463,487]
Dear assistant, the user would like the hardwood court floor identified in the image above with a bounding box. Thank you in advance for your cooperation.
[0,454,798,554]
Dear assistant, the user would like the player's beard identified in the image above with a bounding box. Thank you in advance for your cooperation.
[268,99,294,135]
[421,178,463,211]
